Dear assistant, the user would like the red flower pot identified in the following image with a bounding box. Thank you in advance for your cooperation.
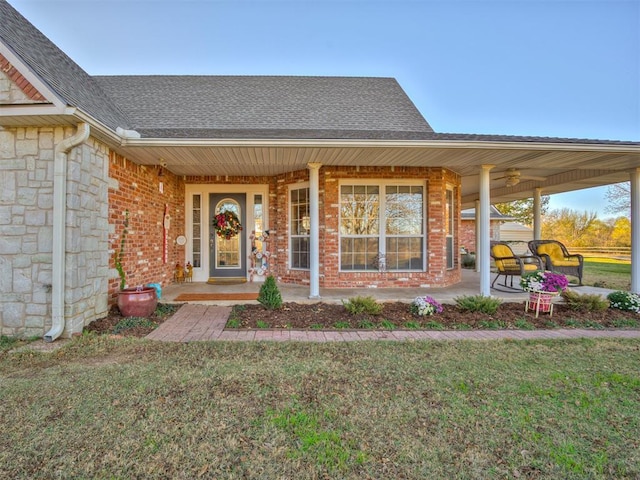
[117,287,158,317]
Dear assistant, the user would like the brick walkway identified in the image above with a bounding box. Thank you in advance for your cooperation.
[146,305,640,343]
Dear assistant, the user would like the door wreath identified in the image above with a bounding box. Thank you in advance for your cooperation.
[213,209,242,239]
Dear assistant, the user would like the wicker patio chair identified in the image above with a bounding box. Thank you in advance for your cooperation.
[490,241,544,289]
[528,240,584,285]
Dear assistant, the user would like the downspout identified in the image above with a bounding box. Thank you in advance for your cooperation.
[44,123,90,342]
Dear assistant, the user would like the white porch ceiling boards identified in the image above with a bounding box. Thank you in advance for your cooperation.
[113,141,640,207]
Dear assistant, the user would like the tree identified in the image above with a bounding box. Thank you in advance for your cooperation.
[541,208,599,246]
[495,196,550,226]
[604,182,630,216]
[610,216,631,247]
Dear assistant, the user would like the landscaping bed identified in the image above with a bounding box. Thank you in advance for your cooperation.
[229,300,638,331]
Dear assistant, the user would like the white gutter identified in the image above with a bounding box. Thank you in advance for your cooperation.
[44,122,90,342]
[119,137,640,153]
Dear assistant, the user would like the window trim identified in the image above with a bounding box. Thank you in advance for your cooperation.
[289,182,311,270]
[338,179,426,273]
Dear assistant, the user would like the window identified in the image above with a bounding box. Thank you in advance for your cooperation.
[445,187,455,269]
[340,183,424,271]
[192,194,201,268]
[385,185,424,270]
[290,187,310,269]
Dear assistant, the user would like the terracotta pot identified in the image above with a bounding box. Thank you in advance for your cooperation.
[117,287,158,317]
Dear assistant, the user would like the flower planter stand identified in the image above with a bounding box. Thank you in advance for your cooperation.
[525,291,557,318]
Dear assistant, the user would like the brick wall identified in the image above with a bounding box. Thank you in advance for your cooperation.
[460,219,502,253]
[108,152,185,303]
[166,165,462,289]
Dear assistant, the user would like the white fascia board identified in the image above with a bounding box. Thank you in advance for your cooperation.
[0,42,67,109]
[120,136,640,154]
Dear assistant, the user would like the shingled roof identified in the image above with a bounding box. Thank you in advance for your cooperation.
[93,75,434,140]
[1,0,638,146]
[0,0,131,130]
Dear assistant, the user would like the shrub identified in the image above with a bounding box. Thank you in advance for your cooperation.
[607,291,640,313]
[454,295,502,315]
[258,275,283,310]
[561,290,609,312]
[410,296,443,316]
[342,296,383,315]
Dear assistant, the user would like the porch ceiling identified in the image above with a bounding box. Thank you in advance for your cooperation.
[113,140,640,208]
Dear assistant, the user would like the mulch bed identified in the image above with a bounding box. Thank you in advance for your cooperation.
[86,301,639,338]
[230,301,639,330]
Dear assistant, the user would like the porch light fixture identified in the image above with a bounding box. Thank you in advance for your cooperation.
[158,158,167,177]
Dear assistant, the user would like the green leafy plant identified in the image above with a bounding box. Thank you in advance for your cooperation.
[342,296,383,315]
[561,290,609,312]
[357,319,376,329]
[607,290,640,313]
[454,295,502,315]
[226,318,241,328]
[256,320,270,329]
[380,319,396,330]
[112,317,157,335]
[155,303,179,317]
[404,321,421,330]
[514,318,535,330]
[612,318,639,328]
[423,320,445,330]
[333,321,350,329]
[114,210,129,290]
[258,275,283,310]
[479,319,506,330]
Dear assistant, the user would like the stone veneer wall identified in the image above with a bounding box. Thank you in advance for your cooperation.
[0,126,110,337]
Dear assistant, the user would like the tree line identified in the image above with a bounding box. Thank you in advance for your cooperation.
[495,182,630,248]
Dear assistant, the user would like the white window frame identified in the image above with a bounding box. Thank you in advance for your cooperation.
[288,182,311,270]
[338,179,426,272]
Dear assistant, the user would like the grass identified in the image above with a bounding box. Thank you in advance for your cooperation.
[1,336,639,479]
[583,257,631,290]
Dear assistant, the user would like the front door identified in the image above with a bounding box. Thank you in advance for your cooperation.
[209,193,247,282]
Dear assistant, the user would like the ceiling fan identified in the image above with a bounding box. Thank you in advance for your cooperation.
[493,168,546,187]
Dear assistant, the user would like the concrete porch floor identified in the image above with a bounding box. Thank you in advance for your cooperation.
[159,269,614,306]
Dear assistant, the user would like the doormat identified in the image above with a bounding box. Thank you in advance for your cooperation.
[207,277,247,285]
[174,293,259,301]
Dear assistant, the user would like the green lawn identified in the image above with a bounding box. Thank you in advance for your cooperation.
[583,257,631,290]
[2,336,639,479]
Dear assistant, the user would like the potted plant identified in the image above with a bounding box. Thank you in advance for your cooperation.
[114,210,157,317]
[520,270,568,316]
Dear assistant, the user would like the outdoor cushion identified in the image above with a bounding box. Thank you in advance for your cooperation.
[536,243,565,261]
[492,244,513,258]
[523,263,539,272]
[552,259,580,266]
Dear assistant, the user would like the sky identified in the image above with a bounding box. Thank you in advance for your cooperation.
[7,0,640,218]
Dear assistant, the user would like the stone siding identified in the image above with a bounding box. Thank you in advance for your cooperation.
[0,56,47,103]
[0,126,110,337]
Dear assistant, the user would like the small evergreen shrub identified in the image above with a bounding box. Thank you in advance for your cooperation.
[607,291,640,313]
[561,290,609,312]
[454,295,502,315]
[258,275,283,310]
[342,296,383,315]
[410,296,443,316]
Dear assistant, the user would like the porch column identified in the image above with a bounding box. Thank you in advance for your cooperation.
[479,165,494,296]
[533,187,542,240]
[308,162,322,299]
[631,168,640,293]
[474,200,480,272]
